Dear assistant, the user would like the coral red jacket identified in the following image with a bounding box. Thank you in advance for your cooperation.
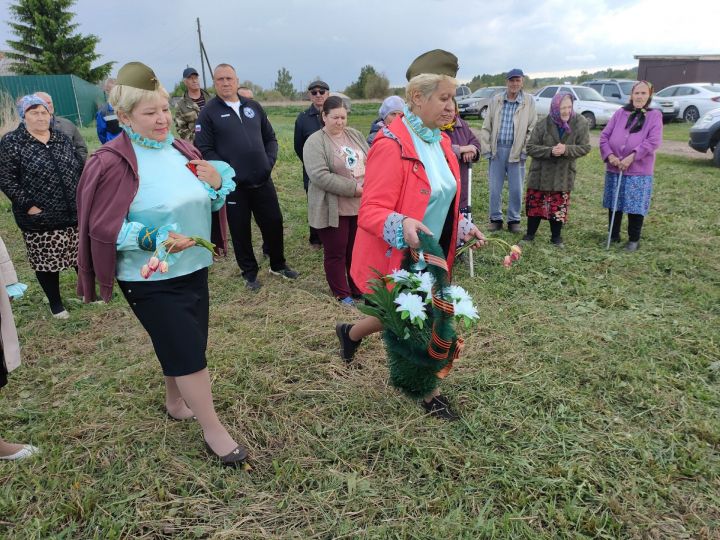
[350,117,462,293]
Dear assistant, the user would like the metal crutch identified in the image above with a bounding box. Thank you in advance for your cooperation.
[606,170,624,250]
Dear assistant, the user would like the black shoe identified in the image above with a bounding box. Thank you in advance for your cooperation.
[269,266,299,280]
[551,236,564,248]
[487,221,503,232]
[625,241,639,252]
[244,277,262,291]
[336,323,361,362]
[508,222,522,233]
[422,395,459,421]
[205,441,248,467]
[520,234,535,243]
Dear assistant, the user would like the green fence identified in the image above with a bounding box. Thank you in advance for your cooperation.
[0,74,105,127]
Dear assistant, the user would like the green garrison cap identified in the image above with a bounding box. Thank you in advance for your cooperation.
[405,49,459,81]
[116,62,160,91]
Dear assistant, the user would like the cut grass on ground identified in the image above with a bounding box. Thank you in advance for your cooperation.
[0,111,718,539]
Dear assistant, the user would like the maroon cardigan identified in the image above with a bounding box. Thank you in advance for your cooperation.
[76,133,228,302]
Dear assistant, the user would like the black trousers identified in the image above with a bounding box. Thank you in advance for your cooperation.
[226,181,286,280]
[608,211,644,242]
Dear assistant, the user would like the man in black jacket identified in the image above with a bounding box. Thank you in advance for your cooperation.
[195,63,298,290]
[294,80,329,249]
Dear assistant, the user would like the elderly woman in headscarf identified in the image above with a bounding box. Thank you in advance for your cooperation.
[367,95,405,146]
[0,94,83,319]
[440,99,482,215]
[76,62,245,466]
[523,91,591,247]
[599,81,662,251]
[336,50,486,421]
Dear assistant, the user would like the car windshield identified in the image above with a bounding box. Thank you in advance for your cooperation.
[468,87,497,99]
[701,85,720,93]
[620,82,635,94]
[573,87,606,102]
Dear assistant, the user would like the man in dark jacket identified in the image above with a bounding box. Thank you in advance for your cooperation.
[294,80,329,249]
[195,63,298,290]
[35,91,88,163]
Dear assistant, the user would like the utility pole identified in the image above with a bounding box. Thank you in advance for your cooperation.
[196,18,212,90]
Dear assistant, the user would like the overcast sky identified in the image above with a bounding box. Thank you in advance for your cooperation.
[1,0,718,91]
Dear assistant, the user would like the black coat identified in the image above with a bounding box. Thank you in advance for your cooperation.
[194,95,278,190]
[294,104,323,191]
[0,124,82,232]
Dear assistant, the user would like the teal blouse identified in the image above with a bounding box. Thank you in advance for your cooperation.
[116,141,235,281]
[402,115,457,240]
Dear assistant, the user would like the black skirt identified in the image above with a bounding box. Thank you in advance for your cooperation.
[118,268,209,377]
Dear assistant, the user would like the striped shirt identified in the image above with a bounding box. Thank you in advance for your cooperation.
[498,92,523,146]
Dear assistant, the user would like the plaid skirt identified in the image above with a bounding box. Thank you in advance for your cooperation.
[525,190,571,223]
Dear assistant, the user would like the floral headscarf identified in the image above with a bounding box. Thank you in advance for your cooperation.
[17,94,49,119]
[549,91,575,134]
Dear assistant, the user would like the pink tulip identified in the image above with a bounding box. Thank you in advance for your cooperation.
[158,261,169,273]
[148,256,160,271]
[140,264,152,279]
[510,251,520,262]
[503,255,512,268]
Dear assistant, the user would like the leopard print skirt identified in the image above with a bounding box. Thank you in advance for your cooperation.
[22,226,79,272]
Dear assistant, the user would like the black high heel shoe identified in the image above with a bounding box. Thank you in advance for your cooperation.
[204,441,248,466]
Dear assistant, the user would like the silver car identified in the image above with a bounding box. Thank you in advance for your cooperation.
[654,83,720,123]
[534,85,621,129]
[457,86,505,119]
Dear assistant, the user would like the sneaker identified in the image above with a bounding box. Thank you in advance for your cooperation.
[244,278,262,291]
[421,395,459,421]
[336,323,361,362]
[487,221,503,232]
[338,296,356,307]
[508,222,522,233]
[52,309,70,320]
[0,444,40,461]
[269,266,299,280]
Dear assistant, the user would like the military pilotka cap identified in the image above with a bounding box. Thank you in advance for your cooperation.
[307,80,329,91]
[116,62,160,91]
[405,49,459,81]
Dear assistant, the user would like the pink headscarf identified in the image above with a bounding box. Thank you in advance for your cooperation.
[549,91,575,134]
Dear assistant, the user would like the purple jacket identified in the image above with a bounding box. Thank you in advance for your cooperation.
[599,108,662,176]
[444,116,481,210]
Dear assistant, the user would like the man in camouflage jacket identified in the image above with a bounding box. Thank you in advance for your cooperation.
[174,67,212,142]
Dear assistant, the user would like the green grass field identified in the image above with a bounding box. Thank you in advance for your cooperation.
[1,107,718,539]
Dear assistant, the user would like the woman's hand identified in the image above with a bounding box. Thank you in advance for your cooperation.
[607,154,621,168]
[402,217,433,249]
[189,160,221,190]
[27,206,42,215]
[552,143,566,156]
[618,153,635,171]
[459,145,478,162]
[463,226,487,249]
[354,184,363,197]
[165,232,196,253]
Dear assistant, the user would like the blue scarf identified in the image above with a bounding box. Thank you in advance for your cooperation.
[403,105,442,144]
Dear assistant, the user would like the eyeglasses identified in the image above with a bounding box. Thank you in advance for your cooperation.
[310,89,326,96]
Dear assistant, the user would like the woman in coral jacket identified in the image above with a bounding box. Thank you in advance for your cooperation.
[336,50,486,420]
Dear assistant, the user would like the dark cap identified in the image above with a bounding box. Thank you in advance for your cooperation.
[406,49,459,81]
[506,68,524,79]
[307,80,329,91]
[117,62,160,91]
[183,67,199,79]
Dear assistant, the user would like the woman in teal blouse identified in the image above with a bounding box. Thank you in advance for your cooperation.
[77,62,245,466]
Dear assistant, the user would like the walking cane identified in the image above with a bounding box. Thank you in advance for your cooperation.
[467,167,475,277]
[606,170,623,250]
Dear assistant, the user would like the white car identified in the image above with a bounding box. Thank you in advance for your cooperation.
[533,85,621,129]
[654,83,720,123]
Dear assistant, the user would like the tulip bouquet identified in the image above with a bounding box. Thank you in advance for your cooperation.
[358,232,479,398]
[140,235,216,279]
[457,237,523,268]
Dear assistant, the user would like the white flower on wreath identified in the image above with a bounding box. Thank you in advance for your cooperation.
[395,292,427,325]
[389,269,412,283]
[453,299,479,322]
[443,285,471,303]
[413,272,435,299]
